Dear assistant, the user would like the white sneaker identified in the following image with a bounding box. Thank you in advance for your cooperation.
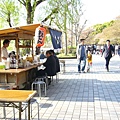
[81,71,85,73]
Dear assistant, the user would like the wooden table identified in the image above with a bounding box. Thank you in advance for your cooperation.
[0,90,36,120]
[0,65,39,89]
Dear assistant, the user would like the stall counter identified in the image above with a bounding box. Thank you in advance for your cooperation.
[0,64,40,89]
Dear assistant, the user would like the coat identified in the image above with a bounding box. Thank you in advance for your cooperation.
[76,44,87,59]
[102,45,115,58]
[43,55,56,76]
[54,55,60,73]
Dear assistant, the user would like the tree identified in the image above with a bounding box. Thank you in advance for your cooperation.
[18,0,58,24]
[42,0,84,55]
[99,20,120,44]
[92,20,114,35]
[0,0,19,27]
[68,0,87,46]
[17,0,46,55]
[39,0,68,55]
[18,0,44,24]
[85,19,120,44]
[18,0,59,55]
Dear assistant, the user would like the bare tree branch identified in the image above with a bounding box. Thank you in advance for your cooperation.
[42,8,58,22]
[18,0,26,6]
[49,17,55,25]
[7,14,12,27]
[36,0,46,6]
[78,20,87,40]
[67,20,87,37]
[84,31,91,40]
[53,19,64,30]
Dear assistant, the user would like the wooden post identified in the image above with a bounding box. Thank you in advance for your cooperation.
[0,39,1,62]
[32,39,34,59]
[15,37,19,64]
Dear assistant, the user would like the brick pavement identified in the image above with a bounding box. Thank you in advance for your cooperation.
[1,54,120,120]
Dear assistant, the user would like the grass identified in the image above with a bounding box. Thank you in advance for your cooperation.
[57,53,76,59]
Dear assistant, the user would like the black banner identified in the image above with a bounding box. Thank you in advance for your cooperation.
[49,28,62,49]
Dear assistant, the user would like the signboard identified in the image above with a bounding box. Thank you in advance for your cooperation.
[35,26,46,47]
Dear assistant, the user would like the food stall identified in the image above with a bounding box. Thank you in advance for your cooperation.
[0,23,50,89]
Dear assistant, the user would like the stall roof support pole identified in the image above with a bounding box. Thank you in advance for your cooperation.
[0,40,1,62]
[32,39,34,59]
[16,37,19,62]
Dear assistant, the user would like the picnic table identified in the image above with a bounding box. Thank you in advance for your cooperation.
[0,90,36,120]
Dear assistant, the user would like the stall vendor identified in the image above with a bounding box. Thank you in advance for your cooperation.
[1,39,10,62]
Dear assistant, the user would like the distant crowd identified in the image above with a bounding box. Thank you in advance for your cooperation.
[86,44,120,56]
[76,39,117,73]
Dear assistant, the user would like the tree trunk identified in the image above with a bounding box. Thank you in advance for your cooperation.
[18,0,58,55]
[65,33,67,55]
[71,23,73,47]
[64,5,67,55]
[26,0,32,24]
[7,13,12,27]
[75,35,78,47]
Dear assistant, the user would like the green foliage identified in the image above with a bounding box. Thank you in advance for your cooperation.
[45,0,83,32]
[44,0,83,55]
[57,53,76,58]
[7,40,15,51]
[85,20,120,44]
[68,46,76,55]
[0,0,20,27]
[43,35,53,48]
[94,39,100,44]
[68,46,76,49]
[60,49,65,54]
[92,20,114,35]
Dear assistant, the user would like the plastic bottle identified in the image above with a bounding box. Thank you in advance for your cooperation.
[16,60,18,69]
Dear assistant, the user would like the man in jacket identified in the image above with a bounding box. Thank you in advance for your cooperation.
[50,50,60,73]
[76,39,87,73]
[37,50,56,76]
[101,40,115,72]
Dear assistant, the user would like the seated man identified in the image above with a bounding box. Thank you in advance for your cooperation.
[50,50,60,73]
[36,50,56,84]
[40,50,46,59]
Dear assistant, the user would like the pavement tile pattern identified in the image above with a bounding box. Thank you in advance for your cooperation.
[1,55,120,120]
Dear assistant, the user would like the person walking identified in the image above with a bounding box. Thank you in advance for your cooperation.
[118,45,120,56]
[76,39,87,73]
[87,50,92,72]
[101,40,115,72]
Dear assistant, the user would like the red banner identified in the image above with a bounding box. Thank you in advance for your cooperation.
[35,26,46,47]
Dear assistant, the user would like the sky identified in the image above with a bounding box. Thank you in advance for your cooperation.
[82,0,120,26]
[20,0,120,28]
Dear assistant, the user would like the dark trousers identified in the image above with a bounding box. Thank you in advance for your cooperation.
[105,57,111,70]
[36,70,51,85]
[36,69,46,77]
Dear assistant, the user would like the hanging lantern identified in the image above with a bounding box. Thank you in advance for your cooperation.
[35,26,46,47]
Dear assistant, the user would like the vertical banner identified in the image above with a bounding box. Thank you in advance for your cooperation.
[35,26,46,47]
[49,28,62,49]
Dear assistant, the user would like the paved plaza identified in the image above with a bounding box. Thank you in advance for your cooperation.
[1,54,120,120]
